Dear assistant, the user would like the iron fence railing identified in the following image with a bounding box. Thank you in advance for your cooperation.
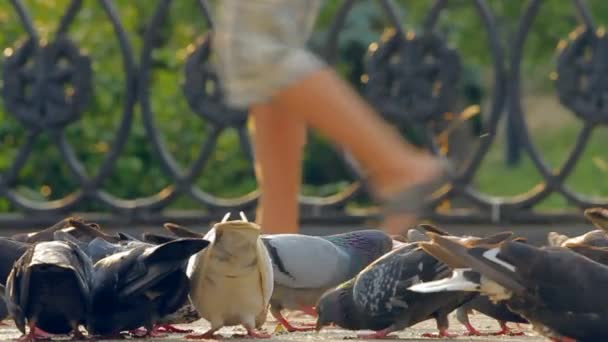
[0,0,606,228]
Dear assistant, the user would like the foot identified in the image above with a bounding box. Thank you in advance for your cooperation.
[491,322,525,336]
[70,330,91,340]
[154,324,194,334]
[272,309,315,333]
[276,316,316,332]
[299,306,318,318]
[375,157,448,235]
[128,327,167,338]
[245,328,271,338]
[462,323,483,336]
[185,329,220,340]
[19,326,52,341]
[357,329,395,339]
[550,338,577,342]
[421,328,458,338]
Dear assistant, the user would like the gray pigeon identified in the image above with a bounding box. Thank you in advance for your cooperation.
[315,229,516,338]
[260,229,393,332]
[87,238,209,338]
[5,240,93,341]
[315,241,475,338]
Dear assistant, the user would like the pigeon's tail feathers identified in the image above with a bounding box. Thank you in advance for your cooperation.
[409,268,480,293]
[422,233,528,297]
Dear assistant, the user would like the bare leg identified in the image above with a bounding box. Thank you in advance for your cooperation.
[271,69,443,234]
[250,104,306,234]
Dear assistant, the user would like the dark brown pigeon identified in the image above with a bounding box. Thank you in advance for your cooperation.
[409,233,608,342]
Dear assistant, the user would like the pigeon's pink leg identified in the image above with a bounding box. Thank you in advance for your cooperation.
[421,328,458,338]
[153,324,194,334]
[245,328,272,339]
[0,320,8,326]
[462,322,483,336]
[185,328,221,339]
[19,322,51,341]
[490,321,525,336]
[33,327,53,339]
[357,328,396,339]
[128,327,167,338]
[550,337,577,342]
[299,306,318,318]
[271,309,316,332]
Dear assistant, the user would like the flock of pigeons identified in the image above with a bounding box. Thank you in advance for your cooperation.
[0,208,606,341]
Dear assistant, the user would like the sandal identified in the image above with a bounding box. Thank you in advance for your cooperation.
[376,159,453,217]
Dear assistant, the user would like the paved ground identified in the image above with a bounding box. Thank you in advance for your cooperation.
[0,313,546,341]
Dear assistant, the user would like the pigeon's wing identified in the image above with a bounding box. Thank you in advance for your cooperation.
[118,238,210,299]
[564,243,608,266]
[0,238,29,285]
[261,234,348,289]
[352,245,446,318]
[164,223,206,239]
[15,217,73,243]
[424,233,529,297]
[185,226,215,278]
[86,237,130,263]
[257,238,274,306]
[5,246,34,334]
[142,233,176,245]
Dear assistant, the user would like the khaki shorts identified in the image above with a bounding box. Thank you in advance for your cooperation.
[212,0,325,109]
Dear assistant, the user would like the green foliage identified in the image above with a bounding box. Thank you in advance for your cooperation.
[0,0,605,213]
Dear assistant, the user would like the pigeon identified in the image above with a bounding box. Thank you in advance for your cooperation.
[455,295,528,336]
[315,229,518,339]
[142,232,177,245]
[409,233,608,341]
[547,230,608,248]
[9,218,76,243]
[0,238,30,323]
[585,207,608,231]
[164,222,394,332]
[66,233,203,334]
[406,226,529,335]
[186,212,273,339]
[315,240,475,338]
[10,218,120,244]
[260,229,393,332]
[5,240,93,341]
[86,237,209,338]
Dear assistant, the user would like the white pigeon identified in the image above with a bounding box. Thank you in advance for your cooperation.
[261,229,393,332]
[187,212,273,339]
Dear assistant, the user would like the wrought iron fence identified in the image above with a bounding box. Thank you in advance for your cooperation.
[0,0,606,228]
